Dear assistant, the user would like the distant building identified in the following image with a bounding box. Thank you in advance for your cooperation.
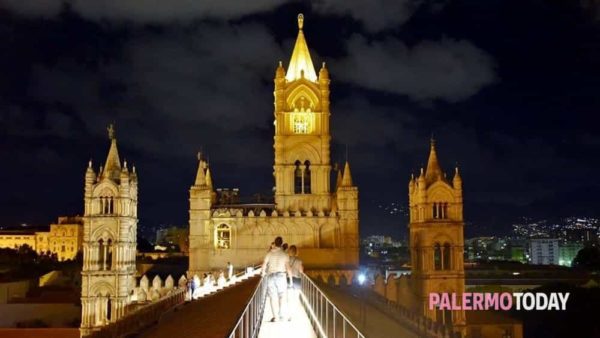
[0,230,38,251]
[0,216,83,261]
[529,239,559,265]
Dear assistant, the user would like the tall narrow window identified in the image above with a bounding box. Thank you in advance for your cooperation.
[294,160,302,194]
[106,297,112,322]
[443,243,451,270]
[98,239,105,270]
[432,203,438,219]
[415,247,422,271]
[106,239,113,270]
[216,224,231,249]
[303,161,311,194]
[434,243,442,270]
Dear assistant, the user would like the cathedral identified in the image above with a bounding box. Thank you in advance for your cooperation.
[188,14,359,275]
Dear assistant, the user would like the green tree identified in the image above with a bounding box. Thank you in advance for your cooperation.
[572,245,600,270]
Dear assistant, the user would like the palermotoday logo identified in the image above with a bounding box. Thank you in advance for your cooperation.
[429,292,570,311]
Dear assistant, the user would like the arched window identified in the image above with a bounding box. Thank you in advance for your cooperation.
[434,243,442,270]
[216,224,231,249]
[303,160,311,194]
[294,160,302,194]
[443,243,451,270]
[432,203,438,219]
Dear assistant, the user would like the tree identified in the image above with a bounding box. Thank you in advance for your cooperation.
[572,245,600,270]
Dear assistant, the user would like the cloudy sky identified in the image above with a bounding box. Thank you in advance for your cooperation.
[1,0,599,238]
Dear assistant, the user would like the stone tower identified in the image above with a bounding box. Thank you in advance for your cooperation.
[273,13,332,213]
[80,125,138,336]
[408,139,466,333]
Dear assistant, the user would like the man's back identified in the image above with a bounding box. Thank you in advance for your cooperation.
[264,247,289,274]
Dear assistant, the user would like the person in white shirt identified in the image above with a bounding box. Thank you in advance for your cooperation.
[261,236,292,322]
[227,262,233,280]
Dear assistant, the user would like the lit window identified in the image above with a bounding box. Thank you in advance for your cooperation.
[292,113,311,134]
[216,224,231,249]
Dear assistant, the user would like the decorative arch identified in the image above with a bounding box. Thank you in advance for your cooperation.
[91,226,116,242]
[93,182,118,197]
[285,84,320,111]
[319,222,337,248]
[90,281,115,297]
[427,181,455,202]
[285,142,321,164]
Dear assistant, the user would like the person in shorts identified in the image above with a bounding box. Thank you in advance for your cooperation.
[261,236,292,322]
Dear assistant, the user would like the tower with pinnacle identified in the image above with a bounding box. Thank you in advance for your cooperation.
[408,139,466,333]
[80,125,138,336]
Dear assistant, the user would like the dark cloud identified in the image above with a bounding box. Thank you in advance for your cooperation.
[0,0,283,21]
[313,0,423,32]
[333,35,496,102]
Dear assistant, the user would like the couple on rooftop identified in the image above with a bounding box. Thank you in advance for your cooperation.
[261,236,304,322]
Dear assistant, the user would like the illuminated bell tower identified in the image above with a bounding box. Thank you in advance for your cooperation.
[274,13,332,212]
[408,139,466,334]
[80,125,138,336]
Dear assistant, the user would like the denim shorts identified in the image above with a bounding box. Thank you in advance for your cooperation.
[267,272,287,297]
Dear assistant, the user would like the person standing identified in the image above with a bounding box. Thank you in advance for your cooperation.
[288,245,304,289]
[261,236,292,322]
[227,261,234,280]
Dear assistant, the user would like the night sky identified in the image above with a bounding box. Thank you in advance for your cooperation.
[1,1,599,239]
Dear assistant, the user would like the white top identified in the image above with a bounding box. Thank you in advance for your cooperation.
[289,256,303,278]
[262,247,290,274]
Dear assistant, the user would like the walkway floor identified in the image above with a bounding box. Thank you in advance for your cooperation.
[257,291,317,338]
[320,284,419,338]
[140,276,260,338]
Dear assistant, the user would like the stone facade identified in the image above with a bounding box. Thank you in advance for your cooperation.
[188,15,359,275]
[80,126,138,336]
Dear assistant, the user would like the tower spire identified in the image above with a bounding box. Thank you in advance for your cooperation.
[103,123,121,181]
[341,161,353,187]
[205,166,214,190]
[425,137,443,183]
[195,152,207,186]
[285,13,317,82]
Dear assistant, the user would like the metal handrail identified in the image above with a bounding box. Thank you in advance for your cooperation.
[227,267,266,338]
[299,272,366,338]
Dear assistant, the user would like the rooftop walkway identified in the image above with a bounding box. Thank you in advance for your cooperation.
[140,276,260,338]
[257,290,317,338]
